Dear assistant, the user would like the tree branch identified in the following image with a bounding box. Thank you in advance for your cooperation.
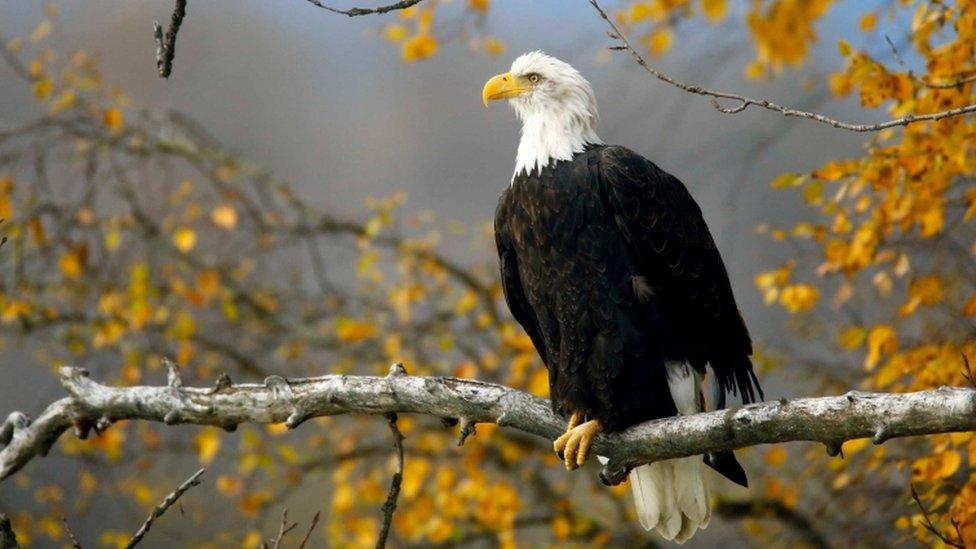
[911,483,965,548]
[4,365,976,487]
[153,0,188,78]
[376,412,404,549]
[588,0,976,132]
[303,0,426,17]
[125,468,205,548]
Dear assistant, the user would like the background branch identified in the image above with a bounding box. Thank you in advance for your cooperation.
[125,468,205,548]
[588,0,976,132]
[4,364,976,486]
[376,412,405,549]
[153,0,188,78]
[304,0,426,17]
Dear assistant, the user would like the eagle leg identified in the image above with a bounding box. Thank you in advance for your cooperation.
[553,416,602,471]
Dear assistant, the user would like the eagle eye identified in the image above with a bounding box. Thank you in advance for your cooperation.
[527,73,541,84]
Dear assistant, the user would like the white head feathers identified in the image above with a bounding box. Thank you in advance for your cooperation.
[506,51,602,177]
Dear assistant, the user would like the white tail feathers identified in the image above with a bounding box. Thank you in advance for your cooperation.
[629,458,710,543]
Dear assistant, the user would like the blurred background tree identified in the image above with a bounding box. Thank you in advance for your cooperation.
[1,0,975,547]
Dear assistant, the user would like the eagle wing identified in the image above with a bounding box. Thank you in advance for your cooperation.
[597,145,762,404]
[495,195,549,369]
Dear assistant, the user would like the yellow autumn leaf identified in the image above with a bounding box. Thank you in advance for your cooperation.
[402,34,438,62]
[216,475,243,496]
[899,275,943,316]
[48,90,76,114]
[744,60,765,80]
[912,451,961,482]
[865,325,897,370]
[765,446,787,466]
[527,368,549,397]
[455,290,478,315]
[105,229,121,251]
[103,108,123,134]
[196,269,221,299]
[647,28,673,57]
[963,294,976,317]
[195,428,221,465]
[239,491,272,518]
[336,318,378,343]
[172,226,197,252]
[242,531,263,549]
[837,40,853,57]
[771,172,803,188]
[484,37,505,56]
[211,203,238,230]
[630,2,653,23]
[33,77,53,101]
[842,438,870,455]
[552,516,571,539]
[469,0,489,12]
[59,251,83,278]
[859,12,877,32]
[837,326,866,350]
[701,0,727,22]
[0,177,12,220]
[779,283,819,313]
[383,24,409,42]
[99,531,132,549]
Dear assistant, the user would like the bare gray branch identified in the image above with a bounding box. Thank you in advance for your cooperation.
[3,366,976,487]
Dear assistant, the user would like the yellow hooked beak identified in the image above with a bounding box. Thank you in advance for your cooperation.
[482,72,532,106]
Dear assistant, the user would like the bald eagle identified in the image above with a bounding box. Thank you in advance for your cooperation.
[483,52,763,543]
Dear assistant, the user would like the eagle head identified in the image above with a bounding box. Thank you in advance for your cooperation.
[483,51,602,177]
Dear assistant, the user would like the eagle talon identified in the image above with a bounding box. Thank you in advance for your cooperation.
[553,411,585,457]
[554,419,602,471]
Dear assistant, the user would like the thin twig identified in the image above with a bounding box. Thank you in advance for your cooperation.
[304,0,425,17]
[910,483,965,548]
[61,517,82,549]
[962,353,975,389]
[298,511,321,549]
[376,413,404,549]
[588,0,976,132]
[922,73,976,89]
[885,34,976,89]
[884,34,908,71]
[269,509,298,549]
[125,468,205,548]
[153,0,188,78]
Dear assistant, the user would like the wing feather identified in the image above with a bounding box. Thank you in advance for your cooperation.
[597,145,763,404]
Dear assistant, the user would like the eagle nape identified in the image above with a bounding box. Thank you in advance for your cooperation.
[553,411,603,471]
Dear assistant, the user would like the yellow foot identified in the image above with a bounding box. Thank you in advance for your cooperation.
[553,418,602,471]
[553,411,582,462]
[552,412,583,456]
